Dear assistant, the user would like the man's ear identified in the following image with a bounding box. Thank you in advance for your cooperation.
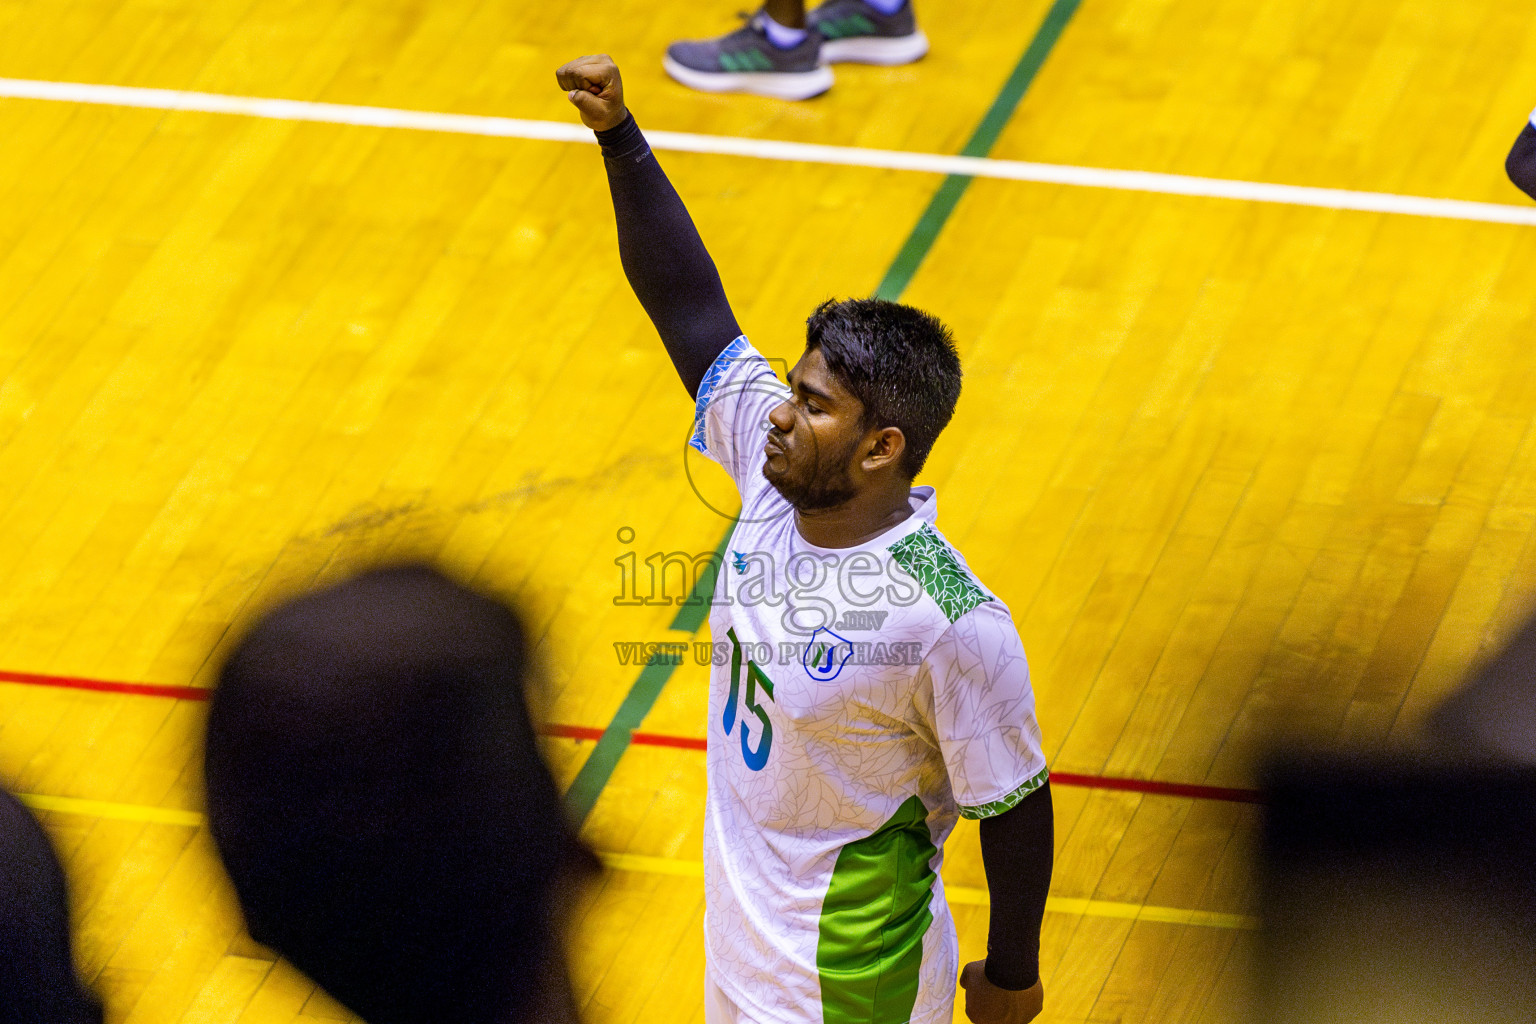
[863,426,906,472]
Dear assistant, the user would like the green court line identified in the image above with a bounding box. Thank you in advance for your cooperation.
[562,526,732,821]
[564,0,1084,824]
[876,0,1083,300]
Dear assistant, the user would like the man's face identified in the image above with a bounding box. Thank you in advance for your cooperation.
[762,347,867,512]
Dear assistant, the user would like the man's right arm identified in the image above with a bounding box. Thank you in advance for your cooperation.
[1508,118,1536,201]
[556,55,742,399]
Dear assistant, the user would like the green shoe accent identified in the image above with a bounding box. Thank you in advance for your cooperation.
[817,795,936,1024]
[717,44,784,73]
[887,523,993,624]
[818,13,877,39]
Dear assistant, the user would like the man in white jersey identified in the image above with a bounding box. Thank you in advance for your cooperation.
[557,54,1055,1024]
[1508,105,1536,200]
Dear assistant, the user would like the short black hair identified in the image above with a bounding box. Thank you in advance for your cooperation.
[805,298,962,478]
[204,565,597,1024]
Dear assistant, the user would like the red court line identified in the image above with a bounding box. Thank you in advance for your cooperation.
[542,723,601,741]
[0,669,1262,803]
[547,725,1259,802]
[1047,771,1263,805]
[631,731,711,751]
[0,670,210,701]
[542,723,708,751]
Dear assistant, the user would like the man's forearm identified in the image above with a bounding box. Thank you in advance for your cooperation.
[595,114,742,398]
[978,781,1054,991]
[1508,122,1536,201]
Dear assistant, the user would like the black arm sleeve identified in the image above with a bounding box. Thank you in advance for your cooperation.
[977,781,1054,991]
[595,113,743,398]
[1508,122,1536,201]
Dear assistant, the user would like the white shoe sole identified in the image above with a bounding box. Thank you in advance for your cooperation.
[819,29,929,65]
[663,55,834,100]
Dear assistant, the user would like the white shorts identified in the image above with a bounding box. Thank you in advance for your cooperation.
[704,968,765,1024]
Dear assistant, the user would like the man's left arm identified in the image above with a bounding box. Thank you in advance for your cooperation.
[921,601,1053,1024]
[960,784,1053,1023]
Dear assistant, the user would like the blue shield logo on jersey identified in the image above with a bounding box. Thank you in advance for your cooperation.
[803,627,854,682]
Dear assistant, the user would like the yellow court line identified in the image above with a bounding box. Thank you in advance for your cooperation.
[14,799,1258,931]
[599,853,1259,931]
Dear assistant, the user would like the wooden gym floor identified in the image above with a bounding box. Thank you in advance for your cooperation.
[1,0,1534,1021]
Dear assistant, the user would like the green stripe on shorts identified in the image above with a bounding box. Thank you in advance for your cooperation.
[817,795,936,1024]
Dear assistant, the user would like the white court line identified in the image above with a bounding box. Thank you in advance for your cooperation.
[2,76,1535,227]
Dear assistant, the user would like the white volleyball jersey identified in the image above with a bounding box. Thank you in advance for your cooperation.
[690,338,1048,1024]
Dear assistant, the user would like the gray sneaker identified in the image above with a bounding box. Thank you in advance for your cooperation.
[664,11,834,100]
[806,0,928,65]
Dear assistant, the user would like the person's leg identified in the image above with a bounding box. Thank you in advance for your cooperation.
[762,0,805,28]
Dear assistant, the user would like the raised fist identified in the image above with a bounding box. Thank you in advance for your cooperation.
[556,54,628,132]
[960,961,1044,1024]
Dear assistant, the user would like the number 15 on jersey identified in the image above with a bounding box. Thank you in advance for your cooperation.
[722,628,775,771]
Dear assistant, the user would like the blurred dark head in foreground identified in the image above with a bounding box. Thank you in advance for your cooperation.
[0,789,102,1024]
[203,565,598,1024]
[1429,605,1536,765]
[1260,603,1536,1024]
[1259,756,1536,1024]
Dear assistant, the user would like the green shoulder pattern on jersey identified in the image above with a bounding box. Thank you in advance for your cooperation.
[959,766,1050,820]
[817,795,937,1024]
[887,523,993,624]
